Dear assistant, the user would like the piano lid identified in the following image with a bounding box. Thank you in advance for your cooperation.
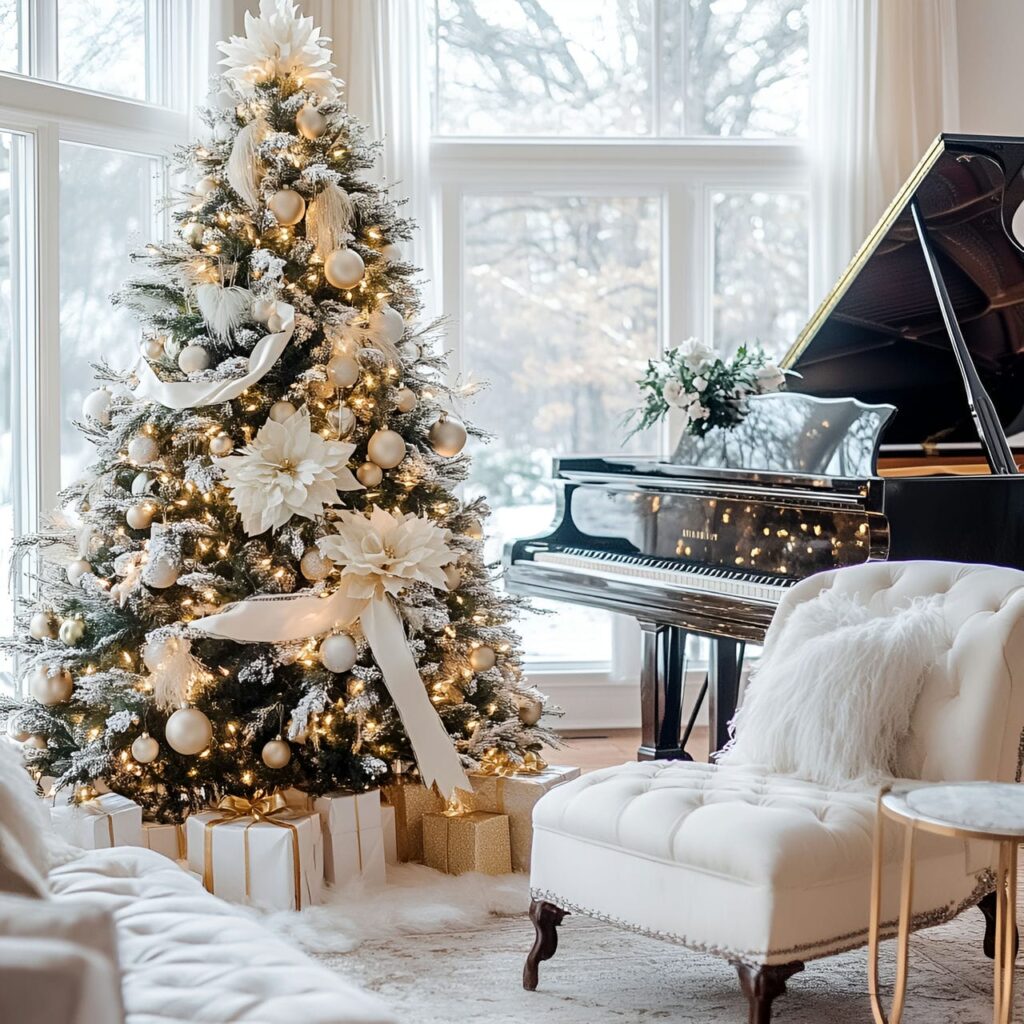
[783,133,1024,448]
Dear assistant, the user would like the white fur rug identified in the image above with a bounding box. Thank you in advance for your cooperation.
[265,866,1013,1023]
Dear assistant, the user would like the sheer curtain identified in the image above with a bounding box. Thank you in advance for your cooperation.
[809,0,960,303]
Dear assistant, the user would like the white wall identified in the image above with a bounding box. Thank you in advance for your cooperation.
[957,0,1024,135]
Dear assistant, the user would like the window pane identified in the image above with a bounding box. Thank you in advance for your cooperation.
[57,0,147,100]
[0,0,21,73]
[661,0,809,137]
[712,190,808,358]
[0,132,16,689]
[59,143,157,487]
[462,194,660,664]
[434,0,653,136]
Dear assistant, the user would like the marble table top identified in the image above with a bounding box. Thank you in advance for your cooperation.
[883,782,1024,839]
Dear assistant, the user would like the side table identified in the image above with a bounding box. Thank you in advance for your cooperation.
[869,782,1024,1024]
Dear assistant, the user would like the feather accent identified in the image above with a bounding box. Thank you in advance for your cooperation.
[305,182,354,257]
[226,118,267,209]
[142,633,202,710]
[196,283,254,341]
[361,311,403,365]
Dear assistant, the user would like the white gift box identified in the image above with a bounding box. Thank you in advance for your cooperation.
[142,821,187,861]
[185,808,323,911]
[51,793,144,850]
[381,803,398,866]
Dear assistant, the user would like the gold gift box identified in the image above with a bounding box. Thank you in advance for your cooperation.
[382,781,444,862]
[422,811,512,876]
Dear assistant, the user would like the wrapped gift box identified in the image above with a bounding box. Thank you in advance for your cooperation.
[289,790,387,887]
[382,782,444,862]
[469,765,581,870]
[51,793,143,850]
[142,821,186,861]
[380,803,398,866]
[422,811,512,876]
[185,806,323,911]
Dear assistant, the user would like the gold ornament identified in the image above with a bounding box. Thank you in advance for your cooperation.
[261,736,292,769]
[429,416,468,458]
[165,707,213,755]
[464,516,484,541]
[327,354,360,388]
[469,645,497,672]
[128,434,160,465]
[319,633,358,673]
[268,400,297,423]
[327,406,356,436]
[30,666,73,706]
[195,176,218,197]
[296,102,327,139]
[394,387,417,413]
[356,462,383,487]
[131,732,160,764]
[367,429,406,469]
[443,564,462,591]
[268,188,306,226]
[66,559,91,586]
[518,697,543,727]
[58,617,86,646]
[324,247,365,289]
[141,336,166,360]
[300,547,332,581]
[210,432,234,456]
[126,502,157,530]
[29,610,59,640]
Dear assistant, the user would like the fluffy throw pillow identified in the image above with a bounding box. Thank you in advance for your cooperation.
[718,588,946,787]
[0,740,55,895]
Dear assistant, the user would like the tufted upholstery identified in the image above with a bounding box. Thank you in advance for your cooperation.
[48,847,395,1024]
[530,561,1024,966]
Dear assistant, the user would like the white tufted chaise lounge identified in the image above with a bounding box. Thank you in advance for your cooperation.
[523,561,1024,1022]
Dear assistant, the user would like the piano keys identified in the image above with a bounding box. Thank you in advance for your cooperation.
[504,132,1024,762]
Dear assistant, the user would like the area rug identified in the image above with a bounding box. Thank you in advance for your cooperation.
[265,865,1010,1023]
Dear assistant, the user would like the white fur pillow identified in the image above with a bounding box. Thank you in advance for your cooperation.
[718,589,945,787]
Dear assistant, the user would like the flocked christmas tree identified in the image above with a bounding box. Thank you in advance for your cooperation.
[1,0,554,821]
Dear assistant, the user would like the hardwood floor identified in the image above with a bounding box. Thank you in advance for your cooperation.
[542,726,710,773]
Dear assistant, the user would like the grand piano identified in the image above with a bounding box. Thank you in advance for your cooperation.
[504,133,1024,761]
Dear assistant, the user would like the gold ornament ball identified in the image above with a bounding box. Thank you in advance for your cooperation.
[30,666,73,706]
[82,388,112,424]
[429,417,468,458]
[367,429,407,469]
[469,645,497,672]
[327,406,357,436]
[29,610,59,640]
[380,242,403,263]
[269,400,297,423]
[178,344,211,374]
[518,698,543,727]
[66,559,91,587]
[131,732,160,764]
[182,221,205,247]
[300,548,332,581]
[165,707,213,755]
[324,247,365,290]
[252,296,277,323]
[464,516,484,541]
[394,387,417,414]
[126,502,156,531]
[268,188,306,226]
[443,564,462,591]
[195,176,218,197]
[128,434,160,466]
[296,102,327,139]
[58,617,86,646]
[327,354,360,389]
[141,336,166,360]
[210,432,234,456]
[356,462,383,487]
[319,633,358,674]
[261,736,292,769]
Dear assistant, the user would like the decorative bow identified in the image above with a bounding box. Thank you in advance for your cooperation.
[476,749,548,778]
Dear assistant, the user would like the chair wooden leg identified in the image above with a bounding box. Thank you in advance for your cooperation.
[980,890,1020,960]
[733,961,805,1024]
[523,899,568,991]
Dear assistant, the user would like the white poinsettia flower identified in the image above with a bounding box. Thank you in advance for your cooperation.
[678,336,716,372]
[317,505,456,601]
[217,406,361,535]
[218,0,339,99]
[756,362,786,392]
[692,375,708,392]
[662,378,685,407]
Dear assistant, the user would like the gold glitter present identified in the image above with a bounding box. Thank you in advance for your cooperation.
[382,781,444,862]
[422,811,512,876]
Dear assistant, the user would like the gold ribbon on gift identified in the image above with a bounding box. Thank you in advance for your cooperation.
[202,793,305,910]
[476,749,548,778]
[81,799,117,847]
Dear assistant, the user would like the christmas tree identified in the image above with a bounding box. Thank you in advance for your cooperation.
[2,0,553,821]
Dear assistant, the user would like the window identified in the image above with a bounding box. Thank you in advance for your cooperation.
[432,0,811,681]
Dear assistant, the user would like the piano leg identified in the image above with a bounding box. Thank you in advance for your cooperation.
[707,639,745,756]
[637,620,690,761]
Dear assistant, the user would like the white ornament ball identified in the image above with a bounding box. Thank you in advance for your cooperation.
[327,406,356,436]
[469,645,497,672]
[296,102,327,140]
[131,733,159,764]
[429,417,468,458]
[29,611,59,640]
[126,502,156,530]
[443,564,462,591]
[319,633,358,674]
[82,388,112,424]
[327,355,360,389]
[209,433,234,457]
[367,429,406,469]
[324,248,365,290]
[30,666,73,706]
[394,388,417,413]
[182,221,205,247]
[66,559,91,587]
[261,737,292,769]
[131,471,154,496]
[165,707,213,755]
[464,516,484,541]
[213,121,233,143]
[141,336,166,360]
[378,304,405,344]
[252,296,277,323]
[397,340,420,363]
[58,618,86,646]
[128,434,160,466]
[268,188,306,226]
[145,558,179,589]
[269,401,297,423]
[380,242,403,263]
[178,344,210,374]
[195,176,218,197]
[356,462,383,487]
[300,548,332,581]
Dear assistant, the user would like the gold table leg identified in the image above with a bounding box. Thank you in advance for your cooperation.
[994,840,1018,1024]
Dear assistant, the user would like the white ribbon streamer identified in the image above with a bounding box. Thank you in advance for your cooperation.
[190,588,471,800]
[134,305,295,411]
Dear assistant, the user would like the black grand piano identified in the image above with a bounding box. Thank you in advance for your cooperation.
[504,133,1024,761]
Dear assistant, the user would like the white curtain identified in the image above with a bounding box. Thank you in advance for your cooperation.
[809,0,960,304]
[185,1,249,128]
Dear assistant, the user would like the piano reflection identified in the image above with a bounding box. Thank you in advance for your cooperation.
[504,133,1024,762]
